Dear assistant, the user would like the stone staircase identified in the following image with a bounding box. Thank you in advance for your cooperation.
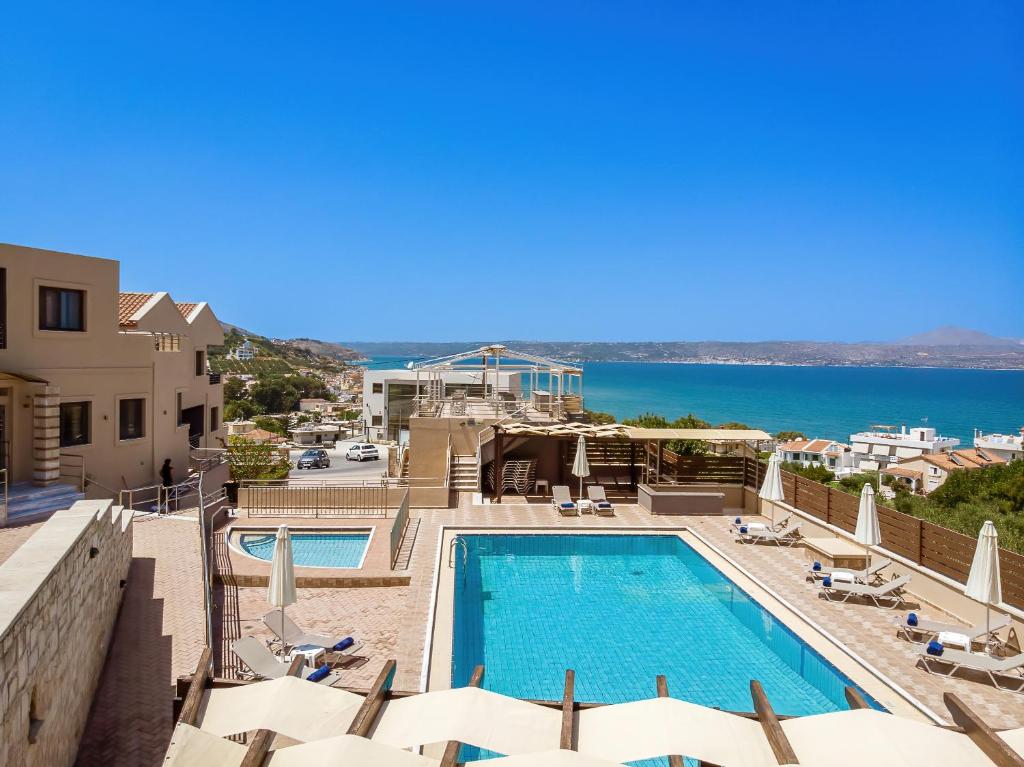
[449,454,480,492]
[3,482,86,526]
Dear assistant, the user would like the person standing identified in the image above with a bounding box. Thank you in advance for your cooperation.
[160,459,174,512]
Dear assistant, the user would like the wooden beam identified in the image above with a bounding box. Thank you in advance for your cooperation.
[944,692,1024,767]
[177,646,213,725]
[439,666,485,767]
[347,659,397,737]
[843,686,871,710]
[629,442,637,489]
[239,728,275,767]
[750,680,799,765]
[560,670,575,750]
[656,676,685,767]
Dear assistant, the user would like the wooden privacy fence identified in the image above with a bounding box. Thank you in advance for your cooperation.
[771,466,1024,610]
[651,448,747,485]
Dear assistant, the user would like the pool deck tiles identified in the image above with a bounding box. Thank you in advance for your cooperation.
[75,500,1024,764]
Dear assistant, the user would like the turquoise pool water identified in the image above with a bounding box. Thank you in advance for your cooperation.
[238,531,370,568]
[452,534,882,761]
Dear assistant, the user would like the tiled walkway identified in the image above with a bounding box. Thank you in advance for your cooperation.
[75,501,1024,764]
[76,515,207,767]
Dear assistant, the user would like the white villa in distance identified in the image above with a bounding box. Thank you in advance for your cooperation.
[776,438,856,476]
[226,337,256,360]
[973,428,1023,463]
[849,424,959,472]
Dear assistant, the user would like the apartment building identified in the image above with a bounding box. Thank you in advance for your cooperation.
[973,428,1023,463]
[0,243,225,496]
[848,424,959,472]
[891,448,1005,494]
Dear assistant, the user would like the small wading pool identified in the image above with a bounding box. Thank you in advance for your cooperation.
[235,529,372,569]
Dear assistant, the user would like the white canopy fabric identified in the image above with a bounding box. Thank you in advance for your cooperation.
[267,525,297,647]
[854,484,881,565]
[576,698,777,767]
[164,723,246,766]
[964,520,1002,634]
[370,687,562,756]
[268,734,440,766]
[758,453,785,524]
[781,709,992,767]
[572,435,590,497]
[198,677,364,742]
[477,751,627,767]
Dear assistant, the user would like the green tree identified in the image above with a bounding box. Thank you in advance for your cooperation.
[224,400,258,421]
[584,409,618,425]
[226,437,292,480]
[253,415,289,436]
[781,461,835,483]
[774,430,807,442]
[223,377,247,401]
[717,421,752,430]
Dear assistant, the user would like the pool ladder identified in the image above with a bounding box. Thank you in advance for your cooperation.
[448,536,467,569]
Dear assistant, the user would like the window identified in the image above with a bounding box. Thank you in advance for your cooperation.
[176,392,183,425]
[118,399,145,440]
[372,383,383,394]
[60,402,91,447]
[210,406,220,432]
[39,286,85,331]
[195,350,205,376]
[371,415,383,426]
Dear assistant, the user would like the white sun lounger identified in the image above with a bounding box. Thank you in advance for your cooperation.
[896,612,1010,644]
[232,636,344,686]
[552,485,579,516]
[919,647,1024,693]
[263,611,361,654]
[586,486,615,516]
[736,522,803,546]
[821,574,912,609]
[806,557,892,585]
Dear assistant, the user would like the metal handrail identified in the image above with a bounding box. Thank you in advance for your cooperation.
[0,468,7,527]
[59,452,87,493]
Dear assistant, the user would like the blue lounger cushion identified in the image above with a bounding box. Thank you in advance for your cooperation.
[822,577,832,588]
[926,640,944,657]
[739,526,748,534]
[734,517,742,524]
[306,664,331,682]
[333,637,355,652]
[597,501,613,508]
[907,613,918,627]
[560,502,576,509]
[812,561,822,571]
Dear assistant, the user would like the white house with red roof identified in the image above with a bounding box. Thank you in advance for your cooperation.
[776,437,857,476]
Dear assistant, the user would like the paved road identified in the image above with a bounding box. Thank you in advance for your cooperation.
[287,439,390,481]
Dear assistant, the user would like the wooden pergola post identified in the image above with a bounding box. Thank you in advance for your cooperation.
[656,675,685,767]
[493,425,504,503]
[629,442,637,489]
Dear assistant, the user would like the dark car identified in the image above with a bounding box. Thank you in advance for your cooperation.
[295,448,331,470]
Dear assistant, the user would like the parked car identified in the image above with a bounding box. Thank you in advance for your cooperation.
[346,443,380,462]
[296,448,331,470]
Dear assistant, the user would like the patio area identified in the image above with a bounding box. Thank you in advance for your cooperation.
[76,492,1024,765]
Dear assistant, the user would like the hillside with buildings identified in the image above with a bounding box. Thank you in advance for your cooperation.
[210,329,358,375]
[343,327,1024,368]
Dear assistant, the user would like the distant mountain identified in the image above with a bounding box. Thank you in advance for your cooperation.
[280,337,365,362]
[894,326,1020,347]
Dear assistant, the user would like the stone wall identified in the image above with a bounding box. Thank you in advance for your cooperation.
[0,500,133,767]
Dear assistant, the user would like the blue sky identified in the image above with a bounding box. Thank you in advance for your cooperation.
[2,2,1021,343]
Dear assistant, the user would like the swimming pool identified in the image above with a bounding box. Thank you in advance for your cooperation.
[237,530,371,568]
[452,534,883,715]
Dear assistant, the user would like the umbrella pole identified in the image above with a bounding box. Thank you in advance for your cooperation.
[280,606,286,655]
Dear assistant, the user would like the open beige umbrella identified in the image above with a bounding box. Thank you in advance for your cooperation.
[268,524,297,654]
[758,453,785,525]
[571,434,590,500]
[964,520,1001,641]
[854,484,881,568]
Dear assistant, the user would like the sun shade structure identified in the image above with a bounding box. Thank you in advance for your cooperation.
[167,655,1024,767]
[964,520,1002,638]
[267,525,297,651]
[758,453,785,525]
[572,435,590,498]
[854,484,881,568]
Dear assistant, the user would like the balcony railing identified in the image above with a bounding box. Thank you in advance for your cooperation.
[208,372,222,385]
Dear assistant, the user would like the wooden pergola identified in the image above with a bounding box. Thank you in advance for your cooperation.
[490,424,772,502]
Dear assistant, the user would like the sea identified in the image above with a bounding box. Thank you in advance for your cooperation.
[362,357,1023,445]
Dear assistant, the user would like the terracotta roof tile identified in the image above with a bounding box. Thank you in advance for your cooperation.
[118,292,154,328]
[175,302,199,320]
